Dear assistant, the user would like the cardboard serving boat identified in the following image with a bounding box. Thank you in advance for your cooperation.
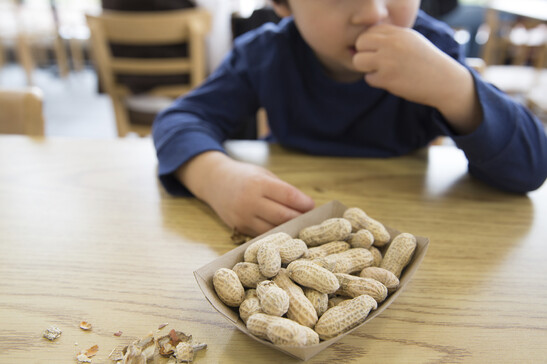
[194,200,429,361]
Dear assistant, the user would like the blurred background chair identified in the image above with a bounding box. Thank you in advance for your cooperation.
[0,0,70,86]
[527,70,547,122]
[480,2,547,105]
[55,1,100,73]
[86,8,211,137]
[0,87,45,136]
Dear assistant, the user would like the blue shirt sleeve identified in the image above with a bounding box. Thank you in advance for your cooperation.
[416,13,547,193]
[152,36,261,196]
[433,70,547,193]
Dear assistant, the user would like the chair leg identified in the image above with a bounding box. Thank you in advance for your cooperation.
[537,43,547,69]
[111,97,131,137]
[69,38,85,71]
[0,41,5,69]
[481,8,501,65]
[16,34,34,86]
[34,45,48,66]
[53,35,69,77]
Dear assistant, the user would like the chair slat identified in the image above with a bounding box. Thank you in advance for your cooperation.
[97,9,210,44]
[86,8,211,137]
[111,59,192,74]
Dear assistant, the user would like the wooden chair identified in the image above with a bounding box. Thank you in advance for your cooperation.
[0,87,45,136]
[481,8,547,97]
[527,71,547,125]
[0,1,70,86]
[86,9,211,137]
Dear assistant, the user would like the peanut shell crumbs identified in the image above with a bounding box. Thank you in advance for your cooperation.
[76,353,91,363]
[175,342,193,362]
[84,344,99,358]
[117,329,206,363]
[158,330,192,357]
[79,321,92,330]
[158,323,169,330]
[43,326,62,341]
[114,331,123,336]
[108,345,125,362]
[231,228,251,245]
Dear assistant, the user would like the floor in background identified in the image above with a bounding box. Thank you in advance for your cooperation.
[0,64,118,139]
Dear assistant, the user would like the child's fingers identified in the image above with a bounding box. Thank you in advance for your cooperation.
[256,197,304,227]
[242,215,276,237]
[263,178,315,213]
[355,29,386,52]
[353,51,378,74]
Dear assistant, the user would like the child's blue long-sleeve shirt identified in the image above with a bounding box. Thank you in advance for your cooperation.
[153,11,547,195]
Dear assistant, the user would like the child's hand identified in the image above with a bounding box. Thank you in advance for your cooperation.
[353,24,458,106]
[178,151,315,237]
[353,24,482,134]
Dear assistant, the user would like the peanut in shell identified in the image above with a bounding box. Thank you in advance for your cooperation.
[298,218,352,247]
[257,242,281,278]
[256,280,290,317]
[380,232,417,278]
[359,266,399,293]
[348,229,374,249]
[368,246,383,267]
[327,248,374,274]
[272,269,318,328]
[314,294,377,340]
[232,262,267,288]
[278,238,308,264]
[303,287,328,317]
[239,289,263,323]
[343,207,390,246]
[287,260,340,294]
[334,273,388,303]
[305,241,350,259]
[246,313,319,346]
[213,268,245,307]
[244,232,292,263]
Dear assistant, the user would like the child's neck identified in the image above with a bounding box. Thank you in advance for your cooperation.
[325,68,364,83]
[314,53,364,83]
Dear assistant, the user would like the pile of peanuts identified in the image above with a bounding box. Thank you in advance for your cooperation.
[212,207,417,346]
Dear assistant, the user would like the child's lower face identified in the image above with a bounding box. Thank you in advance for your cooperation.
[285,0,421,82]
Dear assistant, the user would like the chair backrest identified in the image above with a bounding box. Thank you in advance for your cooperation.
[86,8,211,137]
[481,8,547,68]
[0,87,45,136]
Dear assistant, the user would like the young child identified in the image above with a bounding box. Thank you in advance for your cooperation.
[153,0,547,237]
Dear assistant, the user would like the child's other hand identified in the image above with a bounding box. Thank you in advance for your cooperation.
[179,151,315,237]
[207,158,315,236]
[352,24,481,134]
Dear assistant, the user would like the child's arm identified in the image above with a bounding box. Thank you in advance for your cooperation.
[175,151,315,236]
[153,26,315,236]
[353,23,547,192]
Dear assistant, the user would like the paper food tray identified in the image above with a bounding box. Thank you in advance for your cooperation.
[194,200,429,361]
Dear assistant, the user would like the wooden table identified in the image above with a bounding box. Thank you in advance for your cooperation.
[1,136,546,363]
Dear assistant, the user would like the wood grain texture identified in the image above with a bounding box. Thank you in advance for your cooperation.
[0,136,546,363]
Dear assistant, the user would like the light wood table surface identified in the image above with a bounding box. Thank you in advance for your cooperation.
[1,136,546,363]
